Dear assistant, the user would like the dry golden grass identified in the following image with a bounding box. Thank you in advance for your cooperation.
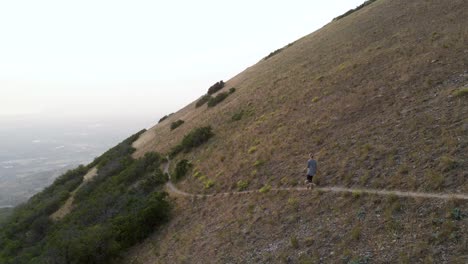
[132,0,467,196]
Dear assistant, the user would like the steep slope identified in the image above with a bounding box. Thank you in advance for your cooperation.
[133,0,467,195]
[124,0,468,262]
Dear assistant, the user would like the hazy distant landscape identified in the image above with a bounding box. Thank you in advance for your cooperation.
[0,115,157,207]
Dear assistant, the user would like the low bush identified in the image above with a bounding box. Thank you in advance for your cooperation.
[207,81,225,95]
[236,180,249,191]
[248,146,257,154]
[170,120,185,130]
[207,92,229,108]
[290,236,299,249]
[173,159,192,181]
[169,126,214,157]
[158,114,173,123]
[263,42,294,61]
[231,110,244,121]
[196,94,212,108]
[452,87,468,97]
[229,87,236,94]
[259,184,271,193]
[333,0,378,21]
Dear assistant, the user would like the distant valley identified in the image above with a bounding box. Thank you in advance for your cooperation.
[0,115,157,206]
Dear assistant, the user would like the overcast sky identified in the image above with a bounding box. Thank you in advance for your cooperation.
[0,0,364,122]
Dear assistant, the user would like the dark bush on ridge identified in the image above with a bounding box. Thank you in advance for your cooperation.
[170,126,214,157]
[158,113,173,123]
[207,92,229,108]
[170,120,185,130]
[229,87,236,94]
[333,0,378,21]
[196,94,212,108]
[207,81,225,95]
[173,159,192,181]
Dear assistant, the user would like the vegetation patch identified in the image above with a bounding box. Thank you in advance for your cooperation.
[170,119,185,130]
[248,146,257,154]
[263,42,294,61]
[158,113,173,123]
[231,110,244,121]
[236,180,249,191]
[173,159,192,181]
[196,94,212,108]
[229,87,236,94]
[439,155,458,172]
[253,160,265,167]
[207,81,225,95]
[452,87,468,97]
[333,0,378,21]
[169,126,214,157]
[259,184,271,193]
[0,131,171,263]
[207,92,229,108]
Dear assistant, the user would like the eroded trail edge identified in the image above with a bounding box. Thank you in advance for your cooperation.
[163,161,468,200]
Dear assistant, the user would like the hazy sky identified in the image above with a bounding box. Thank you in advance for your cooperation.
[0,0,364,122]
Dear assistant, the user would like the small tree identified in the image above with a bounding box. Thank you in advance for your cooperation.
[173,159,192,181]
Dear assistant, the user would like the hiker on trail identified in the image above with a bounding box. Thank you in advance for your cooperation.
[305,153,317,188]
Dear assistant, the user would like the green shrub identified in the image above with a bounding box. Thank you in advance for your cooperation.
[170,120,185,130]
[158,114,173,123]
[259,184,271,193]
[207,92,229,107]
[207,81,225,95]
[451,208,463,221]
[236,180,249,191]
[169,126,214,157]
[263,42,294,60]
[333,0,378,21]
[231,110,244,121]
[248,146,257,154]
[173,159,192,181]
[229,87,236,94]
[453,87,468,97]
[290,236,299,249]
[195,94,212,108]
[203,179,215,189]
[439,156,458,172]
[253,160,265,167]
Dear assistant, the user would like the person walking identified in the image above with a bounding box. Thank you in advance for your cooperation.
[305,153,317,189]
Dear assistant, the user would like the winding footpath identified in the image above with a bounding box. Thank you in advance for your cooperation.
[163,160,468,201]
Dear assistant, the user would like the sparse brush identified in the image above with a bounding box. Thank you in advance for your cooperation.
[236,180,249,191]
[170,119,185,130]
[195,94,212,108]
[350,225,361,241]
[253,160,265,167]
[248,146,257,154]
[207,92,230,107]
[231,110,244,121]
[259,184,271,193]
[439,156,458,172]
[452,87,468,97]
[290,235,299,249]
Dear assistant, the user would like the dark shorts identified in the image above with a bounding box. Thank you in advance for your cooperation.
[306,175,314,182]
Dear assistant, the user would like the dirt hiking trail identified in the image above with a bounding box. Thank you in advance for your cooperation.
[163,160,468,201]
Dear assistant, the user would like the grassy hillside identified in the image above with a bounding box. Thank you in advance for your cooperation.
[125,0,467,262]
[133,0,467,195]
